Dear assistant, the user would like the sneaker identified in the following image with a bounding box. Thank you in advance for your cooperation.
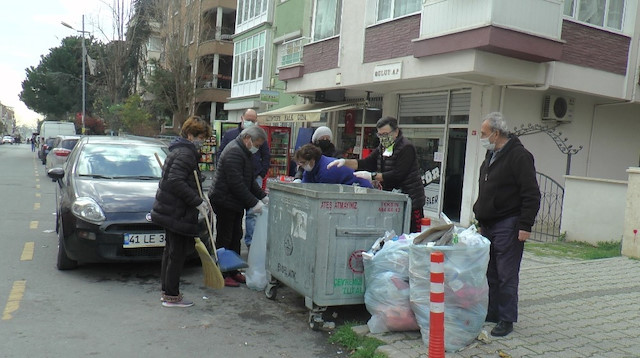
[162,298,194,308]
[224,276,240,287]
[232,272,246,284]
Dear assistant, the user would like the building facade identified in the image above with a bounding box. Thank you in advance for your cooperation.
[254,0,640,238]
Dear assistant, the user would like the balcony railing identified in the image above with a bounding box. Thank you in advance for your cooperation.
[278,37,308,68]
[420,0,563,40]
[200,26,234,42]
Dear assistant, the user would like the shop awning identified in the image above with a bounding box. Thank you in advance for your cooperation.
[257,102,364,123]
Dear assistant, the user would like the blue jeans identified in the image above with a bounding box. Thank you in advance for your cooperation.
[244,176,262,247]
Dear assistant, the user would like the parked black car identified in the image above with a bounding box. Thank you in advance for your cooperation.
[47,135,211,270]
[39,137,56,164]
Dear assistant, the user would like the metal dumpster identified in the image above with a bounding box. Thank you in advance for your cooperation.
[264,182,411,329]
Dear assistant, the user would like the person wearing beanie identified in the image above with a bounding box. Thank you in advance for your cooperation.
[311,126,338,157]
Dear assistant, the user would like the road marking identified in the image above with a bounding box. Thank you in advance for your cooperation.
[35,193,41,198]
[2,280,26,320]
[34,203,40,210]
[36,184,40,189]
[36,178,40,183]
[20,242,35,261]
[29,221,38,229]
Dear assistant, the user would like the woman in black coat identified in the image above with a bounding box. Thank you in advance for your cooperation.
[151,116,211,307]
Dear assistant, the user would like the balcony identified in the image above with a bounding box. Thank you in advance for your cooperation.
[414,0,564,62]
[201,0,236,13]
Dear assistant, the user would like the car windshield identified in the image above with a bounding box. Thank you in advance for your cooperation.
[60,139,79,150]
[76,143,166,179]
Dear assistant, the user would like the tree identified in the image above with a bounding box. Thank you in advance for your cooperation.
[108,94,158,135]
[20,37,101,119]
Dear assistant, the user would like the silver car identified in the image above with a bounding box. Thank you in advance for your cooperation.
[45,135,81,171]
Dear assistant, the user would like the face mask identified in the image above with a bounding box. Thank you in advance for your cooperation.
[243,120,255,129]
[316,139,331,151]
[380,136,394,148]
[249,141,259,154]
[480,132,496,151]
[303,163,314,172]
[192,139,203,151]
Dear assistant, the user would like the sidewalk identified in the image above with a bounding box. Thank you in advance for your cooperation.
[357,252,640,358]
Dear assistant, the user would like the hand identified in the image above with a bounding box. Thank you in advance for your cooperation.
[252,200,265,215]
[196,201,208,216]
[354,171,373,182]
[292,179,302,183]
[327,158,346,169]
[262,196,269,205]
[518,230,531,242]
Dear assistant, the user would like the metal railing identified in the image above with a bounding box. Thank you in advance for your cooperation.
[278,37,308,67]
[531,172,564,242]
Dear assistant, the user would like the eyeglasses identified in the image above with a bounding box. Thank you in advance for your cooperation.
[376,129,397,139]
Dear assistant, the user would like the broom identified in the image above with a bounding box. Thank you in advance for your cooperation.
[153,152,223,289]
[193,170,224,289]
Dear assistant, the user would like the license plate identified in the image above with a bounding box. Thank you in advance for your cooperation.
[123,233,166,248]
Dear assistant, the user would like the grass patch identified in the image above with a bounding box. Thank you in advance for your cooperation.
[525,240,621,260]
[329,322,387,358]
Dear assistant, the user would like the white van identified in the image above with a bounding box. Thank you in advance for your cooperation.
[40,121,77,141]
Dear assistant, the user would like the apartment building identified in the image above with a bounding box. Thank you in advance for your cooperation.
[162,0,236,129]
[1,103,16,135]
[247,0,639,240]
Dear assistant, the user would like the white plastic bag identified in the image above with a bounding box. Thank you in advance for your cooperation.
[246,207,269,290]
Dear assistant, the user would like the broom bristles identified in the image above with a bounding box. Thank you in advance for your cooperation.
[194,237,224,289]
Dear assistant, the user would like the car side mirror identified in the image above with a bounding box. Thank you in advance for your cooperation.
[47,167,65,182]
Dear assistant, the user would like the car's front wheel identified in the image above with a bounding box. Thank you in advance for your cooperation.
[57,219,78,270]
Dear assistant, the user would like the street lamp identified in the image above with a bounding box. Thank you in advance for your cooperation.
[61,15,88,135]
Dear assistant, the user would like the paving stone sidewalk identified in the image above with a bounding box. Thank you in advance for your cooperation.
[358,252,640,358]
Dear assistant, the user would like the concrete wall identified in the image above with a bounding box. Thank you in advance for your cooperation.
[622,168,640,258]
[561,175,627,244]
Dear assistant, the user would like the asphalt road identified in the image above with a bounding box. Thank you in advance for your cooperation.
[0,142,367,358]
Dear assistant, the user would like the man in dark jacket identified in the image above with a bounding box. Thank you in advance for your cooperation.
[473,112,541,337]
[209,125,269,287]
[327,116,426,232]
[218,109,270,249]
[151,116,211,307]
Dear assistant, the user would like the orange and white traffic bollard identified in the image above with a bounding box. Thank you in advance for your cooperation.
[429,251,445,358]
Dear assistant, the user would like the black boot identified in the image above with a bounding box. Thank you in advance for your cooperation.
[491,321,513,337]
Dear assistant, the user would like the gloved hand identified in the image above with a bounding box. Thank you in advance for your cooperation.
[354,171,374,182]
[292,179,302,183]
[196,201,208,216]
[326,158,346,169]
[252,200,265,215]
[262,196,269,205]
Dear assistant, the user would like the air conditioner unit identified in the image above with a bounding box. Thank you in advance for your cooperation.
[542,95,575,122]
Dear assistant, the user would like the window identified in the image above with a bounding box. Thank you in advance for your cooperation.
[147,37,163,52]
[237,0,269,28]
[313,0,342,41]
[377,0,420,22]
[233,31,266,85]
[564,0,625,30]
[277,37,308,68]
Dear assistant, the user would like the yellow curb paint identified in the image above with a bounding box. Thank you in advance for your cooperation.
[33,203,40,210]
[2,280,26,320]
[35,193,41,198]
[29,221,38,229]
[20,242,35,261]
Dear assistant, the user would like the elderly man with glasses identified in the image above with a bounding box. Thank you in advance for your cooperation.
[327,116,426,232]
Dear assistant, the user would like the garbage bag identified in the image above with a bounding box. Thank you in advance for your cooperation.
[246,207,269,290]
[409,226,490,352]
[364,235,419,333]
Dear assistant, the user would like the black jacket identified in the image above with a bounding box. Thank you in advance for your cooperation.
[218,125,270,178]
[357,131,426,210]
[209,137,266,213]
[473,135,541,232]
[151,137,203,236]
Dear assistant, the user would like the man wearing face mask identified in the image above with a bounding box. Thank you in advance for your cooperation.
[294,144,372,187]
[473,112,540,337]
[209,125,269,287]
[327,116,425,232]
[218,109,271,250]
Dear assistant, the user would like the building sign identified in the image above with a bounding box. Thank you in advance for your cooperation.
[263,112,321,123]
[373,62,402,82]
[260,90,280,104]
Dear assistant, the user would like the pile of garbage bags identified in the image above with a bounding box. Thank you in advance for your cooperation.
[363,224,490,352]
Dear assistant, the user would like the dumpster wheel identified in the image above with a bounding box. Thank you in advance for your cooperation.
[308,312,324,331]
[265,283,277,300]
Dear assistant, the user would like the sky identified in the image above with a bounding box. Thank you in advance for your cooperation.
[0,0,131,129]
